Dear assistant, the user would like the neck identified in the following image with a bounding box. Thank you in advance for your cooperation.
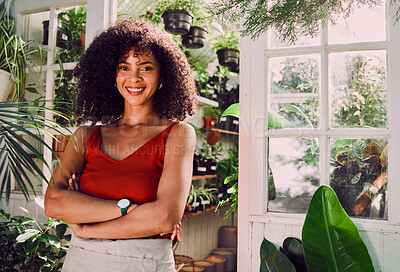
[118,103,161,127]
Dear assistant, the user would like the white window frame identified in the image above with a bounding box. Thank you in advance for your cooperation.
[238,1,400,270]
[12,0,116,195]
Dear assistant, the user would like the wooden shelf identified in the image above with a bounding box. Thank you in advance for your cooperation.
[192,174,217,180]
[198,96,219,107]
[184,204,218,218]
[211,128,239,136]
[201,128,239,136]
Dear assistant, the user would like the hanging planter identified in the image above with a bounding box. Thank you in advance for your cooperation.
[182,26,207,49]
[217,49,239,67]
[0,70,14,101]
[162,9,193,35]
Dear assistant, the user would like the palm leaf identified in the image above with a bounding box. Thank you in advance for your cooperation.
[302,186,374,272]
[0,101,74,203]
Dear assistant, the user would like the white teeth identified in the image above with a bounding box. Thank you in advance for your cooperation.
[127,87,143,93]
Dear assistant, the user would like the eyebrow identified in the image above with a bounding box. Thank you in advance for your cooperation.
[117,61,155,65]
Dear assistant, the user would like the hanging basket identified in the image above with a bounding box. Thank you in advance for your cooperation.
[162,9,193,35]
[0,69,14,101]
[217,48,239,67]
[182,26,207,49]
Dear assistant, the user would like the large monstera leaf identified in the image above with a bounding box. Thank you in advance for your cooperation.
[302,186,374,272]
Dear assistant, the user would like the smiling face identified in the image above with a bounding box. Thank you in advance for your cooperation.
[115,48,161,109]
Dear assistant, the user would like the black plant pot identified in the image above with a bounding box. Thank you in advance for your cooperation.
[217,116,239,132]
[162,9,193,35]
[182,26,207,49]
[193,154,207,175]
[206,158,217,175]
[217,48,239,67]
[42,20,70,49]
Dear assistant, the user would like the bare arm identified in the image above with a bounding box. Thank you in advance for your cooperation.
[71,122,196,239]
[44,126,126,223]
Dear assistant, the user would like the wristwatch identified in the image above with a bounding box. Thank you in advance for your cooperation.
[117,199,130,216]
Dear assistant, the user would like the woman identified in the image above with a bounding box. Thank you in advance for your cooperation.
[44,18,197,271]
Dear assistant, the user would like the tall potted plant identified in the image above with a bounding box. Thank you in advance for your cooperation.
[0,7,45,101]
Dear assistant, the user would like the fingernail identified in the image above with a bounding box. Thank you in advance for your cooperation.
[72,174,76,179]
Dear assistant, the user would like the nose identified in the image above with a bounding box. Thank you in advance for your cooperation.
[128,69,142,83]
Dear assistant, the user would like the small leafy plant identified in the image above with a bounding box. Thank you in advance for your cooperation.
[203,105,222,118]
[0,207,71,272]
[209,23,239,52]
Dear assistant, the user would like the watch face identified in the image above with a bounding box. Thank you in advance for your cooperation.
[118,199,130,209]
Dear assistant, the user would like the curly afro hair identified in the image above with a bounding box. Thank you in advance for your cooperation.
[74,18,197,124]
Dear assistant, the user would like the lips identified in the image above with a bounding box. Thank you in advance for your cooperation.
[126,87,145,96]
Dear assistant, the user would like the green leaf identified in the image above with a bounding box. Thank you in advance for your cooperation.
[351,172,362,184]
[302,186,374,272]
[25,87,39,94]
[19,207,29,214]
[221,103,239,118]
[260,238,296,272]
[48,234,61,248]
[16,229,39,243]
[38,233,50,243]
[21,217,34,225]
[25,239,39,254]
[55,223,68,238]
[268,112,294,129]
[330,139,357,149]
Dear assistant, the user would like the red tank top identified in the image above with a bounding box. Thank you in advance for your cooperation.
[79,123,175,203]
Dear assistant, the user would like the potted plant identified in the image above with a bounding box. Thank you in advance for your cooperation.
[187,184,219,212]
[210,24,239,70]
[158,0,195,35]
[0,7,45,101]
[181,1,209,49]
[202,105,221,129]
[260,186,375,272]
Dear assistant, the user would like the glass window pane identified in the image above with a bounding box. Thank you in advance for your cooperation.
[267,138,320,213]
[328,3,386,44]
[330,138,388,219]
[329,50,387,128]
[268,28,321,49]
[268,55,320,129]
[24,71,47,117]
[54,70,78,126]
[22,11,49,65]
[117,0,157,21]
[56,5,87,63]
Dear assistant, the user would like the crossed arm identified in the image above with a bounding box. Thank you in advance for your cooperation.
[44,123,196,240]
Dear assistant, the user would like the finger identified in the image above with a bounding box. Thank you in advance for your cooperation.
[72,174,80,192]
[177,222,182,241]
[170,225,177,241]
[68,179,75,191]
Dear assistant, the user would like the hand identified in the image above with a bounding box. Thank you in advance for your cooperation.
[68,174,80,191]
[161,221,182,241]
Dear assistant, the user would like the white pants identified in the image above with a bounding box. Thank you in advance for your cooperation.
[62,235,175,272]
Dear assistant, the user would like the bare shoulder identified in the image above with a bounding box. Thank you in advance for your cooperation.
[169,122,196,142]
[73,126,99,143]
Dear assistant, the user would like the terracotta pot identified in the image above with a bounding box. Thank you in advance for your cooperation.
[203,116,218,129]
[162,9,193,35]
[182,264,205,271]
[52,134,72,157]
[218,226,238,248]
[193,260,215,272]
[79,33,86,51]
[182,26,207,49]
[210,249,235,272]
[205,255,225,272]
